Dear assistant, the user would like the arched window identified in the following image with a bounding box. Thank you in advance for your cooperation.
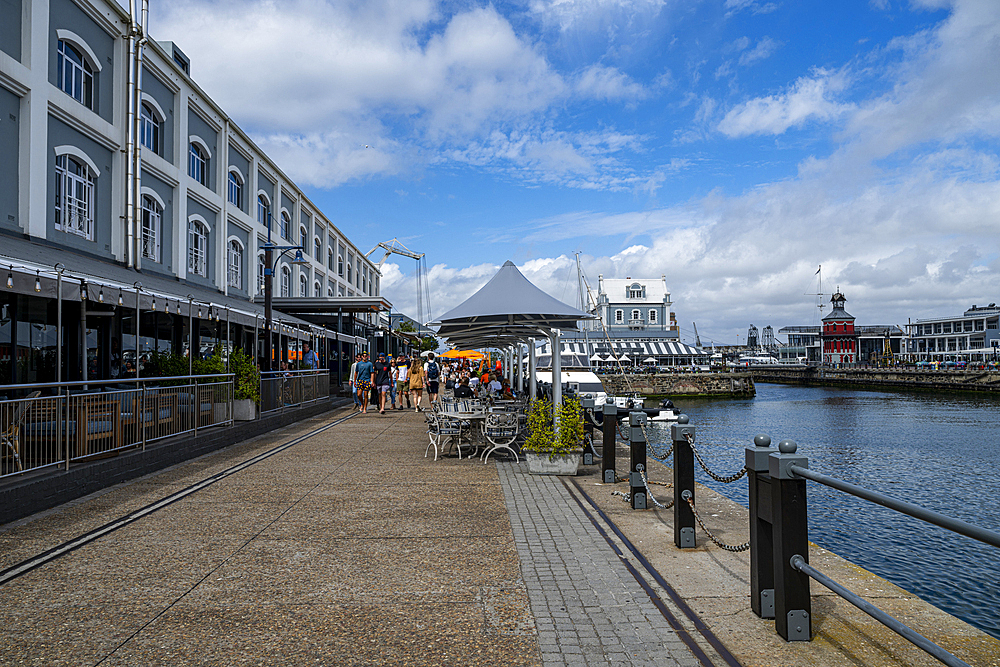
[228,170,244,209]
[139,103,161,154]
[631,309,641,321]
[299,225,308,250]
[280,211,290,239]
[327,285,334,297]
[228,239,243,289]
[257,194,269,226]
[140,195,161,261]
[314,237,322,259]
[257,253,265,294]
[55,153,96,240]
[280,265,290,297]
[338,254,344,276]
[346,258,352,283]
[648,310,657,324]
[327,248,334,271]
[314,281,321,298]
[299,274,307,297]
[57,40,94,109]
[628,283,643,299]
[188,143,207,186]
[188,219,207,276]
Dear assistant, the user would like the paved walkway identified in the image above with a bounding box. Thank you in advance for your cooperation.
[0,408,701,666]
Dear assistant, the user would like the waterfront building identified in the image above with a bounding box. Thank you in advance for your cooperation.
[906,304,1000,362]
[0,0,382,385]
[779,291,905,366]
[551,275,706,366]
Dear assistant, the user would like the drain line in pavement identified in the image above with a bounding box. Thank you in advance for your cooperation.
[0,411,359,587]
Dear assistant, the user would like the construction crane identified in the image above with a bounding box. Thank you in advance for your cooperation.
[365,238,432,335]
[692,322,702,348]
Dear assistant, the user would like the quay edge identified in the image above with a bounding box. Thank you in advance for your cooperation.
[748,367,1000,394]
[599,372,756,398]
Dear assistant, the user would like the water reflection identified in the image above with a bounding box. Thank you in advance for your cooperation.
[644,383,1000,640]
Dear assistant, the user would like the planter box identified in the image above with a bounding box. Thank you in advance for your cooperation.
[525,451,581,476]
[233,399,256,421]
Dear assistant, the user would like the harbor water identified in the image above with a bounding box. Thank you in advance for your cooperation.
[641,382,1000,640]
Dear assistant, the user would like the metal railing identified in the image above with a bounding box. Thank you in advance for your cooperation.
[0,374,233,479]
[259,369,330,415]
[587,407,997,667]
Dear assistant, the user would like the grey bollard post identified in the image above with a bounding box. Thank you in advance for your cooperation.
[628,411,648,509]
[746,434,775,618]
[581,397,595,465]
[602,403,617,484]
[769,440,811,641]
[671,415,696,548]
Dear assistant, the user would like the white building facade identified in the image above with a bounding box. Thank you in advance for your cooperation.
[0,0,380,383]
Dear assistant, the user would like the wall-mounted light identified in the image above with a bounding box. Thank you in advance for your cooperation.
[34,270,41,292]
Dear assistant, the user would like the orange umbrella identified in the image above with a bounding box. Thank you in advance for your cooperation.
[440,349,485,360]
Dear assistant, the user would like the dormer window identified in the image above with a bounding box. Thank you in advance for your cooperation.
[628,283,643,299]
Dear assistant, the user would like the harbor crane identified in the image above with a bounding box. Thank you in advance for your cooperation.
[692,322,702,348]
[365,238,432,335]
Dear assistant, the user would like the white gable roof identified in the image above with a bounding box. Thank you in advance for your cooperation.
[600,277,671,303]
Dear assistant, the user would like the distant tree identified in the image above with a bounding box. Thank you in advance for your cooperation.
[396,319,416,333]
[419,335,439,352]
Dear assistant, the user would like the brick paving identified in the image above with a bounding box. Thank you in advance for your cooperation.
[498,462,698,667]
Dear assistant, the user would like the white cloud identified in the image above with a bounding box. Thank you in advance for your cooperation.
[738,37,780,66]
[723,0,780,17]
[574,64,647,101]
[717,68,853,137]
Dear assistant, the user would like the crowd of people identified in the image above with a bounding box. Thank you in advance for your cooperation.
[347,352,516,414]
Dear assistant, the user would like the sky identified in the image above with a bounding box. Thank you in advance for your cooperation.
[149,0,1000,347]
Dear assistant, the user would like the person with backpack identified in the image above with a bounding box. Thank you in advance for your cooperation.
[424,353,441,406]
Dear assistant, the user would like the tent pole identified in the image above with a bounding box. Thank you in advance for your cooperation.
[515,344,523,394]
[550,329,561,443]
[529,339,536,400]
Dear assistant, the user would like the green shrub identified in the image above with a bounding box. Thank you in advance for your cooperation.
[523,396,583,460]
[231,348,261,404]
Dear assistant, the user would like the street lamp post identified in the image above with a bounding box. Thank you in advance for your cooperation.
[260,211,307,372]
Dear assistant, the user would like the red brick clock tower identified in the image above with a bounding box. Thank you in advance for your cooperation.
[822,291,858,365]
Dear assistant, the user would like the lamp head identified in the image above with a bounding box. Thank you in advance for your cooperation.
[291,249,308,265]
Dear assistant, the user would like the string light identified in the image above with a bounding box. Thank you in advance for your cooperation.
[6,265,12,289]
[98,287,104,303]
[118,289,123,307]
[176,302,181,315]
[34,270,41,292]
[198,307,202,319]
[80,281,88,301]
[152,297,157,312]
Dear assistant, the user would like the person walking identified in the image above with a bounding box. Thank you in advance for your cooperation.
[388,356,398,409]
[354,352,374,414]
[408,358,426,412]
[395,356,410,410]
[373,352,393,414]
[348,353,361,411]
[424,352,441,406]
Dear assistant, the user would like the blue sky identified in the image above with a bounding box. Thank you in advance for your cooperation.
[152,0,1000,346]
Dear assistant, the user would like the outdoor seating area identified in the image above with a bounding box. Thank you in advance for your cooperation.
[0,370,330,479]
[424,396,527,463]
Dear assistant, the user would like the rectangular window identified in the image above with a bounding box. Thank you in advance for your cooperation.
[614,310,623,323]
[943,322,952,333]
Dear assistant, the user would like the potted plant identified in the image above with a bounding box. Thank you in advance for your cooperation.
[523,396,583,475]
[231,348,260,421]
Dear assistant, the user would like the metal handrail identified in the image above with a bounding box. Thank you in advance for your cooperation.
[0,374,234,392]
[789,465,1000,549]
[791,556,971,667]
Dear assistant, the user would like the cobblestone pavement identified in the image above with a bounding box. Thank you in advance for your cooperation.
[498,462,700,667]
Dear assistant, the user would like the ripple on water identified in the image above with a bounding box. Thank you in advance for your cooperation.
[642,383,1000,640]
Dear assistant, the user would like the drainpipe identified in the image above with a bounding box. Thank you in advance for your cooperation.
[124,0,137,268]
[133,0,149,271]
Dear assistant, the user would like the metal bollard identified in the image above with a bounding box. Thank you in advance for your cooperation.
[628,411,648,509]
[746,434,775,618]
[581,397,595,465]
[671,415,696,548]
[602,402,617,484]
[769,440,811,641]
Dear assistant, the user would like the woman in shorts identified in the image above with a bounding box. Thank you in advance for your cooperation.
[408,358,426,412]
